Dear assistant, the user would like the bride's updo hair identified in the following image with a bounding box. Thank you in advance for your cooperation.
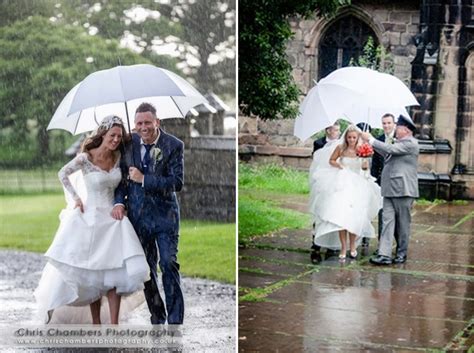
[341,124,362,153]
[81,115,131,153]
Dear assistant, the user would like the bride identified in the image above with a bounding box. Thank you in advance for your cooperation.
[34,115,149,324]
[309,124,382,260]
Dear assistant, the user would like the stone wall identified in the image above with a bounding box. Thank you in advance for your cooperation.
[238,1,474,199]
[248,1,421,148]
[178,136,235,222]
[287,1,420,95]
[161,118,235,222]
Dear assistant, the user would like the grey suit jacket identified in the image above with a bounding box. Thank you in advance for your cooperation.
[372,136,419,198]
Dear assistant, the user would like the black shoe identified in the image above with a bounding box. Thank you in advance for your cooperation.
[311,244,321,252]
[369,255,392,265]
[326,249,338,258]
[310,251,322,264]
[392,255,407,264]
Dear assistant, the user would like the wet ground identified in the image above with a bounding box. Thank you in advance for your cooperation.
[239,197,474,352]
[0,250,235,352]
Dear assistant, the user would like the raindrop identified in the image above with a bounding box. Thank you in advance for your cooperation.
[92,3,102,12]
[88,27,98,36]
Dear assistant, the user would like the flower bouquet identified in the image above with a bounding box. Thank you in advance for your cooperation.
[357,143,374,173]
[356,143,374,158]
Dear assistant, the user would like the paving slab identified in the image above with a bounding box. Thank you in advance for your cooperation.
[239,258,308,277]
[239,301,463,351]
[239,200,474,352]
[239,271,289,289]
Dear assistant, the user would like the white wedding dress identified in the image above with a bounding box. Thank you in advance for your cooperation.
[34,153,149,323]
[309,143,382,250]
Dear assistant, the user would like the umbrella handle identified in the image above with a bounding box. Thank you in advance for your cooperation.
[124,101,134,167]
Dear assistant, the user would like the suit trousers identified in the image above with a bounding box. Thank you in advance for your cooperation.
[378,197,414,258]
[136,226,184,324]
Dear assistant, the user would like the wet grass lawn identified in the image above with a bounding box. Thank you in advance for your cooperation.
[239,163,310,243]
[239,195,309,242]
[239,163,309,195]
[0,194,236,284]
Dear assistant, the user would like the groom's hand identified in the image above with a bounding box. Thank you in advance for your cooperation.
[111,205,125,220]
[129,167,144,183]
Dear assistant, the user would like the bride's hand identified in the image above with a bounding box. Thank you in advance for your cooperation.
[74,199,84,213]
[111,205,125,220]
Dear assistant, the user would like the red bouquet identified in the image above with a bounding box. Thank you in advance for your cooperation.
[356,143,374,158]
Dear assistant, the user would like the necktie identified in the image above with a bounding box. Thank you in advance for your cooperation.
[142,144,154,173]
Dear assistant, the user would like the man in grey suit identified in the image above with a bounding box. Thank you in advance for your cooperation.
[361,115,419,265]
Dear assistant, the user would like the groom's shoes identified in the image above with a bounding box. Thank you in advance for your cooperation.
[369,255,392,265]
[392,255,407,264]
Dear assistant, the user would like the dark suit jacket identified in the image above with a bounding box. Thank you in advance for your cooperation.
[370,134,386,185]
[115,129,184,235]
[312,136,327,154]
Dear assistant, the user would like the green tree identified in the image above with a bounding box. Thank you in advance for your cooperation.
[46,0,179,72]
[0,16,151,166]
[239,0,350,120]
[161,0,236,95]
[0,0,235,96]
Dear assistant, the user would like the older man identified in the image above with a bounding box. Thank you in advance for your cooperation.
[361,115,419,265]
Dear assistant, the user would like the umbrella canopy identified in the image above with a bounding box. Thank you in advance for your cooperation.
[294,67,419,141]
[47,64,209,135]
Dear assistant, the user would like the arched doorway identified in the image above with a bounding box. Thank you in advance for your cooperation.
[318,15,378,79]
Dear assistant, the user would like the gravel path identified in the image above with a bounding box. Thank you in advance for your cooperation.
[0,250,235,352]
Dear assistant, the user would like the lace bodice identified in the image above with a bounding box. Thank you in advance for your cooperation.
[340,156,363,173]
[58,153,121,207]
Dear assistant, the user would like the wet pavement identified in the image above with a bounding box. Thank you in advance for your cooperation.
[239,197,474,352]
[0,250,235,352]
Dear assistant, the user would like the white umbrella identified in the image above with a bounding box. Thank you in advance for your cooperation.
[294,67,419,141]
[47,64,210,135]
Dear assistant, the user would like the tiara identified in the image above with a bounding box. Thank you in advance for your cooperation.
[98,115,124,130]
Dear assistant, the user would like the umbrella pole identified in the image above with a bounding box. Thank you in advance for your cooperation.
[365,107,370,132]
[124,101,134,167]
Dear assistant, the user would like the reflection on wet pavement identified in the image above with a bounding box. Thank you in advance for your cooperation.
[239,200,474,352]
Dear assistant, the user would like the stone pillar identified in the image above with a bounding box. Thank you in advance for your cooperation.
[432,3,463,171]
[410,0,444,140]
[455,52,474,173]
[161,118,192,147]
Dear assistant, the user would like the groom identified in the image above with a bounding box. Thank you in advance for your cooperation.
[112,102,185,324]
